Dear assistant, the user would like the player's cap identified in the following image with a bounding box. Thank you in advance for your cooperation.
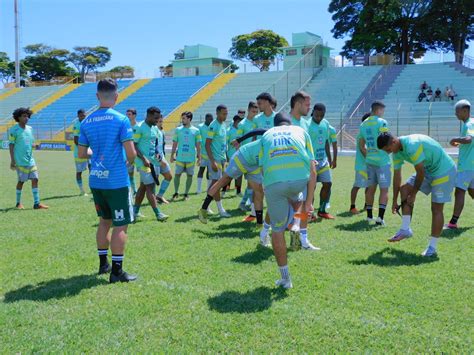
[454,99,471,110]
[274,112,291,126]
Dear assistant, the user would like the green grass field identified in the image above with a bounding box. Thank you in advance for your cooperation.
[1,151,473,352]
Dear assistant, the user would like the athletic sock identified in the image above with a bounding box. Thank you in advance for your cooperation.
[207,179,212,190]
[32,188,40,205]
[98,249,108,267]
[16,189,22,204]
[173,175,180,195]
[216,200,225,213]
[197,177,203,192]
[247,189,254,205]
[378,204,386,220]
[152,207,161,217]
[366,205,373,219]
[279,265,290,280]
[401,215,411,230]
[449,215,459,225]
[300,228,308,245]
[293,217,301,230]
[236,185,241,194]
[240,189,249,204]
[319,200,327,213]
[350,204,356,210]
[185,175,193,195]
[133,205,140,215]
[76,178,83,192]
[250,203,256,217]
[256,210,263,224]
[158,179,170,197]
[263,221,271,231]
[111,255,124,276]
[428,236,438,249]
[202,194,213,210]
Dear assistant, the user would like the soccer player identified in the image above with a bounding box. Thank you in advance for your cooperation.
[72,109,88,195]
[126,108,139,194]
[133,107,169,221]
[255,92,276,130]
[156,115,173,203]
[236,101,259,215]
[324,122,338,210]
[196,113,213,194]
[237,109,246,120]
[307,103,335,220]
[224,114,243,196]
[350,113,371,214]
[205,104,230,217]
[260,112,317,289]
[170,111,201,200]
[78,78,136,282]
[9,107,48,210]
[445,100,474,229]
[377,133,456,257]
[359,101,390,226]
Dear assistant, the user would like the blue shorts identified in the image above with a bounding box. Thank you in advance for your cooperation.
[16,166,38,182]
[225,151,261,182]
[157,159,171,175]
[264,179,307,232]
[367,164,391,189]
[208,160,225,181]
[455,170,474,191]
[316,161,332,183]
[245,171,263,185]
[353,169,368,188]
[175,161,195,175]
[407,167,456,203]
[199,157,209,168]
[138,166,155,186]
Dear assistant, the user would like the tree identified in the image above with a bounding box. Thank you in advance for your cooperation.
[329,0,431,64]
[425,0,474,63]
[67,46,112,82]
[159,64,173,77]
[23,43,74,81]
[229,30,289,71]
[0,52,29,84]
[109,65,135,79]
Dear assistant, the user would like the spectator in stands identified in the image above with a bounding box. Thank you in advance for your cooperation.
[426,87,433,102]
[434,88,442,101]
[448,87,457,101]
[445,87,451,100]
[237,109,246,119]
[418,90,427,102]
[420,81,428,91]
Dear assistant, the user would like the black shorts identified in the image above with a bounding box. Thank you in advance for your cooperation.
[91,187,134,226]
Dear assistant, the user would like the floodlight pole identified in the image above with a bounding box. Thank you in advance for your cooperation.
[14,0,21,88]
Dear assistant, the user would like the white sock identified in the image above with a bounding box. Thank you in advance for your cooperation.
[429,236,438,249]
[216,200,225,213]
[293,217,301,229]
[401,215,411,230]
[197,177,202,191]
[279,265,290,280]
[250,203,256,217]
[207,179,212,190]
[263,221,271,230]
[300,228,308,244]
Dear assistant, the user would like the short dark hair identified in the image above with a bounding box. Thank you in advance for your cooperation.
[377,132,393,150]
[237,109,246,114]
[233,114,242,122]
[248,101,258,110]
[205,113,213,120]
[216,104,227,113]
[274,112,291,127]
[97,78,118,93]
[256,92,273,103]
[271,98,277,108]
[13,107,33,122]
[313,103,326,113]
[77,109,86,115]
[147,106,161,117]
[182,111,193,120]
[371,100,385,111]
[126,108,137,115]
[361,112,371,122]
[290,91,310,109]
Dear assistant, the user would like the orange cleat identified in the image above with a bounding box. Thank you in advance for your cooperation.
[242,215,256,222]
[15,203,25,210]
[34,203,49,210]
[317,212,335,220]
[350,207,359,215]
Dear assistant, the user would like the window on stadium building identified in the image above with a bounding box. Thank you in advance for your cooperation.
[286,49,297,56]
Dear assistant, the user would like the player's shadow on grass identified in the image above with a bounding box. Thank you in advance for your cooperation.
[207,286,287,313]
[337,211,356,218]
[334,219,373,232]
[41,194,80,201]
[349,247,438,267]
[3,274,108,303]
[442,227,471,240]
[193,228,256,239]
[232,245,274,264]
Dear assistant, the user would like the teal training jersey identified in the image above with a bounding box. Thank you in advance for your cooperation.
[328,124,337,144]
[198,123,209,159]
[237,117,257,146]
[255,111,275,130]
[72,120,83,160]
[359,115,390,167]
[355,132,367,171]
[206,119,227,161]
[259,125,315,187]
[173,125,201,163]
[393,134,455,176]
[239,140,262,167]
[227,125,240,158]
[134,122,159,169]
[458,117,474,172]
[9,124,35,167]
[307,119,330,163]
[291,116,310,131]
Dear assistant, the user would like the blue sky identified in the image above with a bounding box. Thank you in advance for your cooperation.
[0,0,472,78]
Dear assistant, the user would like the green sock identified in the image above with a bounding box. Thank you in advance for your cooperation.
[319,200,327,213]
[152,207,161,217]
[185,175,193,195]
[173,175,181,194]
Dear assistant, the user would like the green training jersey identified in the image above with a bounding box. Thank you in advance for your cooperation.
[134,121,159,169]
[359,115,390,167]
[393,134,455,176]
[307,119,330,163]
[355,132,367,171]
[173,125,201,163]
[9,124,35,167]
[458,117,474,172]
[227,125,240,158]
[239,140,262,167]
[72,120,83,160]
[198,123,209,159]
[236,117,257,146]
[328,123,337,144]
[259,125,315,187]
[255,111,275,130]
[206,119,227,162]
[291,116,310,131]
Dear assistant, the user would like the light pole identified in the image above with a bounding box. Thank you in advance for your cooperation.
[14,0,21,88]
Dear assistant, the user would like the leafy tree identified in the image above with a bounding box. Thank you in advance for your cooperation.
[0,52,29,84]
[159,64,173,77]
[67,46,112,82]
[229,30,289,71]
[23,43,74,81]
[109,66,135,79]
